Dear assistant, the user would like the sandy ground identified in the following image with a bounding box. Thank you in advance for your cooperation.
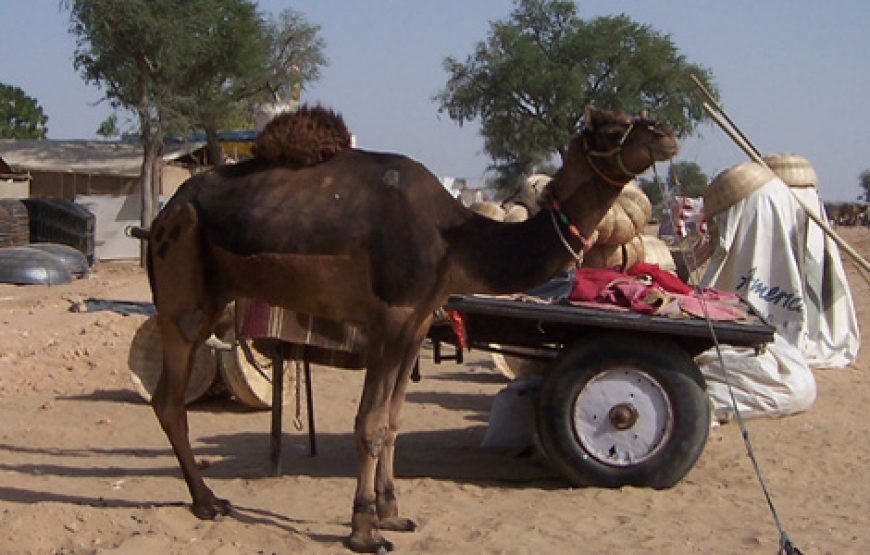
[0,227,867,555]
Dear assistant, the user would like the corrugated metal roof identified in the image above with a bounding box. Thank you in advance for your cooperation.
[0,139,206,177]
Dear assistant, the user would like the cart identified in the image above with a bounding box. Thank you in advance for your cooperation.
[427,293,775,489]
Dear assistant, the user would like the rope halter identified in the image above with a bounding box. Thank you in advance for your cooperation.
[584,116,657,187]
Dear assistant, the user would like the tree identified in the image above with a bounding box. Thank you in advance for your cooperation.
[435,0,716,180]
[666,161,708,198]
[178,6,327,165]
[638,161,707,220]
[66,0,323,252]
[68,0,208,241]
[0,83,48,139]
[96,114,118,139]
[259,9,327,104]
[170,0,271,164]
[860,170,870,202]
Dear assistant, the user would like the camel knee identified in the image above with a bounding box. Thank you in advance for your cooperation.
[355,418,389,459]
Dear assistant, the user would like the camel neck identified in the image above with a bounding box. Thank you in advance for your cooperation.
[443,208,575,295]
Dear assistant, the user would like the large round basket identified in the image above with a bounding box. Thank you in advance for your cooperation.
[639,234,676,272]
[703,162,776,219]
[128,315,218,404]
[217,330,293,410]
[595,181,651,246]
[583,234,645,270]
[762,152,817,188]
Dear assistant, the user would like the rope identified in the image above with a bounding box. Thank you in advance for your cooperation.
[293,360,304,431]
[656,164,803,555]
[548,208,583,264]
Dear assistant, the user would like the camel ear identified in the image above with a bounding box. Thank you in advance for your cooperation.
[583,105,600,131]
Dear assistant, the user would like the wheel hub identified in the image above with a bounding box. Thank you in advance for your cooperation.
[608,403,639,430]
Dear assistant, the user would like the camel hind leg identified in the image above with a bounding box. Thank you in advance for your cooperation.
[149,203,229,519]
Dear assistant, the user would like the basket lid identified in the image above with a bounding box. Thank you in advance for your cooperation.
[762,152,817,188]
[704,162,776,218]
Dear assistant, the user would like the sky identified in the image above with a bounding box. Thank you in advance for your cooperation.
[2,1,869,202]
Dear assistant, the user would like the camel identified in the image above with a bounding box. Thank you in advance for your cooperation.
[145,104,678,552]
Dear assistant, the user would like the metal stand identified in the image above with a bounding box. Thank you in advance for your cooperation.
[269,355,284,477]
[269,349,317,477]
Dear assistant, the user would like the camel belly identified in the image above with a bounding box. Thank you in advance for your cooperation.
[208,244,384,322]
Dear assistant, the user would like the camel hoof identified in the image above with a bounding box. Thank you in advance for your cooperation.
[347,534,394,553]
[191,497,233,520]
[378,516,417,532]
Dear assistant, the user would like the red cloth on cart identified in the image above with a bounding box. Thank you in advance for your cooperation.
[568,264,746,320]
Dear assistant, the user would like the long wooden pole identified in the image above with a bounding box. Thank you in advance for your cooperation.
[693,78,870,273]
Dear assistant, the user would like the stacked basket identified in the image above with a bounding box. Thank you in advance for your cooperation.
[582,182,676,272]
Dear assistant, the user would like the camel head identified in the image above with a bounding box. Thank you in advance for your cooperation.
[581,105,678,181]
[545,106,678,205]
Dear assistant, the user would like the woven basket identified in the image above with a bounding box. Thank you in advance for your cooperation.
[526,174,553,197]
[128,316,218,404]
[218,336,294,410]
[470,201,506,221]
[639,234,676,272]
[595,182,652,246]
[762,152,817,188]
[0,199,29,247]
[582,234,645,270]
[503,204,529,222]
[704,162,776,218]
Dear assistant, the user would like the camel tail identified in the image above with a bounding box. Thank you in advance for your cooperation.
[124,225,158,303]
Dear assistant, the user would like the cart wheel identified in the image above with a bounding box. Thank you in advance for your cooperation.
[536,333,709,489]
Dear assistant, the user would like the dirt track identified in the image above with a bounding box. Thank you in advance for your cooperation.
[0,228,867,554]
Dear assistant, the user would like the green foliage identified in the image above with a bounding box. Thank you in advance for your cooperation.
[259,9,328,104]
[637,175,664,208]
[0,83,48,139]
[667,161,708,198]
[638,161,707,218]
[860,169,870,202]
[436,0,717,178]
[66,0,327,227]
[96,114,118,139]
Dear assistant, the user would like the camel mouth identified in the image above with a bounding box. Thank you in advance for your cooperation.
[650,139,679,162]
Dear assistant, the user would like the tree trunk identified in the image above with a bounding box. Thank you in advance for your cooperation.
[205,125,224,166]
[139,140,158,266]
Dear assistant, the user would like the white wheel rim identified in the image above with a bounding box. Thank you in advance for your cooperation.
[571,366,674,467]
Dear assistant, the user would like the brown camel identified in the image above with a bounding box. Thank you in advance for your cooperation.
[145,104,678,552]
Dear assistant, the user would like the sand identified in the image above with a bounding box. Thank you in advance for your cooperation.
[0,227,867,555]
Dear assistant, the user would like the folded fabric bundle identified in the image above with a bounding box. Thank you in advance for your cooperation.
[568,263,747,320]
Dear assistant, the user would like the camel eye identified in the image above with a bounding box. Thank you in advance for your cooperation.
[604,127,627,141]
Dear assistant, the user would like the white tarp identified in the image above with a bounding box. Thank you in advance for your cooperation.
[698,175,859,420]
[789,187,860,367]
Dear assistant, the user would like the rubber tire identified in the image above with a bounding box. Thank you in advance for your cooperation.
[536,332,710,489]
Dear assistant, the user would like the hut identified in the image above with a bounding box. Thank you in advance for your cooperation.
[0,139,208,260]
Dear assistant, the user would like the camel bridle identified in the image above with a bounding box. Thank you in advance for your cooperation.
[583,117,658,187]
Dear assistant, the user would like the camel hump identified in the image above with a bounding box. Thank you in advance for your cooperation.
[252,104,352,166]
